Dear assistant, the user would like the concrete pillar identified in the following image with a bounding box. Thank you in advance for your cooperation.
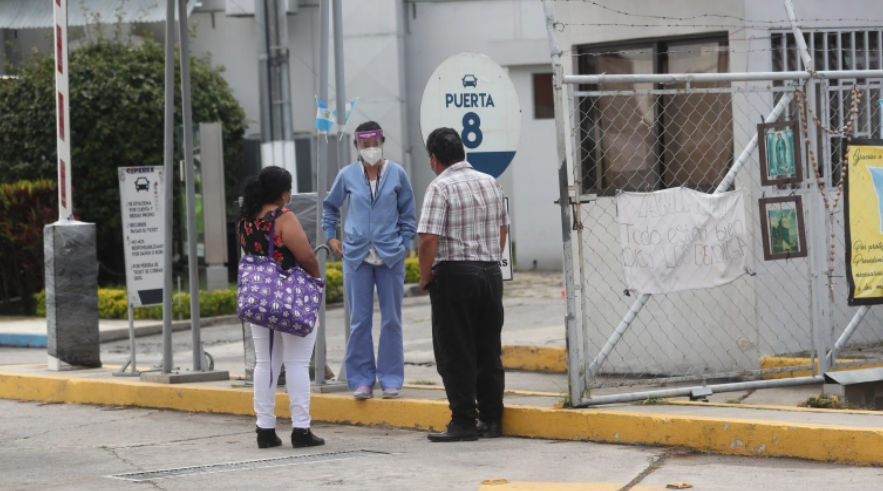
[44,221,101,370]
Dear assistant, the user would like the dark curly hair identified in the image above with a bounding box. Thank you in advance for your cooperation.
[426,127,465,167]
[239,166,292,219]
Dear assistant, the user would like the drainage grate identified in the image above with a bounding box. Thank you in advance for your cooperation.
[105,450,389,482]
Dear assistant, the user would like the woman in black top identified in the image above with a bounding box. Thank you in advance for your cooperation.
[239,166,323,449]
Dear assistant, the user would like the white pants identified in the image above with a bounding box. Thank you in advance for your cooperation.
[251,324,317,429]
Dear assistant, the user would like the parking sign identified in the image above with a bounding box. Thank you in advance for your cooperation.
[118,167,165,307]
[420,53,522,178]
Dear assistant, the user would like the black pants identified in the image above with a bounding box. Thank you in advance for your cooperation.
[429,261,505,426]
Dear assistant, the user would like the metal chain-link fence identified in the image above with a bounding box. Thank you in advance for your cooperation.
[554,73,883,406]
[570,82,817,389]
[822,82,883,372]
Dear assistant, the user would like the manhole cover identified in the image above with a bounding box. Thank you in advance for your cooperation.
[106,449,389,482]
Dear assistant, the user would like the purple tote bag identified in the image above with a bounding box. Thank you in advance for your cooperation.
[237,210,325,337]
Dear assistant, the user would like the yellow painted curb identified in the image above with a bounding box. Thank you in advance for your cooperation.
[477,482,665,491]
[669,400,883,416]
[501,345,566,373]
[3,370,883,466]
[761,356,883,380]
[403,383,560,398]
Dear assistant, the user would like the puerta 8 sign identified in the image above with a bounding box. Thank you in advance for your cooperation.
[420,53,522,178]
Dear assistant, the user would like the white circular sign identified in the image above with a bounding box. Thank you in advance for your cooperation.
[420,52,521,178]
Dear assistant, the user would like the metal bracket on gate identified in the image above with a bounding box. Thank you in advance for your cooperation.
[689,387,712,402]
[553,193,598,205]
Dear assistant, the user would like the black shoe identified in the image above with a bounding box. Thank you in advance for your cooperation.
[427,421,479,442]
[476,419,502,438]
[256,426,282,449]
[291,427,325,448]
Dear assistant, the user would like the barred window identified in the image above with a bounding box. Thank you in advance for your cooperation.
[771,30,883,185]
[576,35,732,194]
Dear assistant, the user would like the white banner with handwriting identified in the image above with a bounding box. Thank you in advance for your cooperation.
[617,188,748,295]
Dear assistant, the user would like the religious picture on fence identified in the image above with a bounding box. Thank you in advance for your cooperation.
[766,129,795,178]
[757,121,802,186]
[758,196,807,261]
[768,205,799,255]
[844,140,883,305]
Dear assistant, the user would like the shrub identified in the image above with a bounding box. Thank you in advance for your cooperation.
[405,258,420,284]
[326,267,344,304]
[0,30,247,285]
[0,180,59,315]
[35,288,239,320]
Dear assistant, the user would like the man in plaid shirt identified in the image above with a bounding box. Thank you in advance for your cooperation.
[417,128,508,442]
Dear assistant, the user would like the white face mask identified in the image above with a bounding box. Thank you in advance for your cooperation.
[360,147,383,166]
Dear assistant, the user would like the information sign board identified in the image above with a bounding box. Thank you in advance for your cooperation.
[118,167,166,307]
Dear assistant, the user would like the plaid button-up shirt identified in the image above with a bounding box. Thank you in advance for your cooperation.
[417,161,509,264]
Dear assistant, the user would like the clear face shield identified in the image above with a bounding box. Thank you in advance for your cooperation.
[356,130,384,166]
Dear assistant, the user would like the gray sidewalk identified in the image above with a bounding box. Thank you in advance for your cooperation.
[3,398,883,491]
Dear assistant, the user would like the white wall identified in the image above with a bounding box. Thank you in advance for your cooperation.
[403,0,557,270]
[188,1,409,168]
[508,64,560,270]
[188,12,262,136]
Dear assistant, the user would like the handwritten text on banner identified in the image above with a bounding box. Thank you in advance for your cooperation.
[617,188,748,295]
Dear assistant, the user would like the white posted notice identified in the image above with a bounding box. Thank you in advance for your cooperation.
[499,197,513,281]
[616,188,748,295]
[118,167,165,307]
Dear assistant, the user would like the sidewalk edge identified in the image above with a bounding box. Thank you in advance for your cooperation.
[2,370,883,466]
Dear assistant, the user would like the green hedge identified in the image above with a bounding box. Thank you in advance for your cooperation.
[405,258,420,284]
[0,180,58,315]
[33,259,417,319]
[327,258,420,284]
[35,288,237,320]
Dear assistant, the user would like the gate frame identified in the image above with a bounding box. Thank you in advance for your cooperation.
[542,0,883,407]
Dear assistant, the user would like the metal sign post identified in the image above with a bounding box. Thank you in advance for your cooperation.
[313,0,330,386]
[332,0,350,383]
[161,0,175,374]
[177,0,204,371]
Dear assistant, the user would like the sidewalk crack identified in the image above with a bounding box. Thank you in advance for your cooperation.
[618,447,694,491]
[3,410,156,443]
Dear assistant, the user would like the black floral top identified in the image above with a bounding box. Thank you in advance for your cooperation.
[239,207,298,270]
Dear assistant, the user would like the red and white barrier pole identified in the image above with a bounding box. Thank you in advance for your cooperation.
[53,0,73,220]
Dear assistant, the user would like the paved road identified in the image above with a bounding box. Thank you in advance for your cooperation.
[2,399,881,491]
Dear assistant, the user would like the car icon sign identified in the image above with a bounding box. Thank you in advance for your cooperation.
[462,74,478,88]
[135,177,150,192]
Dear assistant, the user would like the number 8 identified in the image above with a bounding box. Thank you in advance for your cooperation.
[461,112,483,149]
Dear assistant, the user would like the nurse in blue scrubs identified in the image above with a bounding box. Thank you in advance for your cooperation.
[322,121,417,400]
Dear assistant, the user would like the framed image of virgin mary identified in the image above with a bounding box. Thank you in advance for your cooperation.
[757,120,803,186]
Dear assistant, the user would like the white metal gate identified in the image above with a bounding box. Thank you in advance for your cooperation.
[542,0,883,407]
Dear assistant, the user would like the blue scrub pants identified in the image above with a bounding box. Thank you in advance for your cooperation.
[343,257,405,391]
